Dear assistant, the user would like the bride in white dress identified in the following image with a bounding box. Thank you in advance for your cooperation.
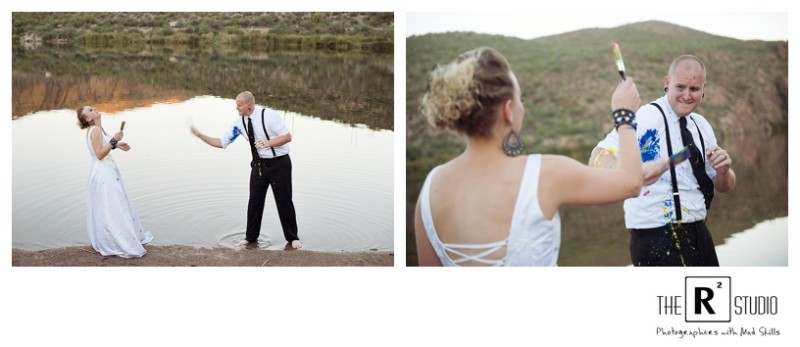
[77,106,153,258]
[414,47,643,266]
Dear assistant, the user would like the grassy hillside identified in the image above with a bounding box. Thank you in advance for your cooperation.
[13,12,393,52]
[406,21,788,265]
[407,21,786,159]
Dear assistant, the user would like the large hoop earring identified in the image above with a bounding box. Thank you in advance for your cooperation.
[502,129,525,157]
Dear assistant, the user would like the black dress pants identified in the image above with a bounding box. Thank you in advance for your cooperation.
[629,221,719,266]
[245,155,299,243]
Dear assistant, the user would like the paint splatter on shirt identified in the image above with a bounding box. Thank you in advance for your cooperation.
[228,126,241,143]
[639,128,660,162]
[661,198,675,224]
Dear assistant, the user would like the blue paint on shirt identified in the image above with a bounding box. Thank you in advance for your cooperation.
[228,127,240,143]
[662,198,675,223]
[639,128,660,162]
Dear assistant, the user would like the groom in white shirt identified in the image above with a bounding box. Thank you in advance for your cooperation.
[191,91,302,250]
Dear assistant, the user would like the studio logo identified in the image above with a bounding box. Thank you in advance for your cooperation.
[658,276,779,322]
[655,276,783,339]
[685,276,731,322]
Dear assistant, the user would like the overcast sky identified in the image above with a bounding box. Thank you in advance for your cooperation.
[406,12,787,41]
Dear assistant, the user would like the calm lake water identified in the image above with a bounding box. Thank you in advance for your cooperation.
[715,217,787,266]
[12,45,393,252]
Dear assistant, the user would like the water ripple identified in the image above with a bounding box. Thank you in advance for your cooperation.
[13,98,393,252]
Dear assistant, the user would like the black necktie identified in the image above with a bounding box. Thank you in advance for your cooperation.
[246,117,259,161]
[679,117,714,210]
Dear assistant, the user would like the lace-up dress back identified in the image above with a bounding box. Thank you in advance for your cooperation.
[420,154,560,266]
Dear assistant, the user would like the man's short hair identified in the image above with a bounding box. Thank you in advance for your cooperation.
[237,91,255,105]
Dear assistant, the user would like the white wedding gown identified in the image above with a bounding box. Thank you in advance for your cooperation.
[85,126,153,258]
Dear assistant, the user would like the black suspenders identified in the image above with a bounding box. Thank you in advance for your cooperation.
[261,109,277,157]
[242,108,278,158]
[650,102,706,222]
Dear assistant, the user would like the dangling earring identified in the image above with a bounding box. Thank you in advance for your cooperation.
[664,87,668,92]
[502,129,525,157]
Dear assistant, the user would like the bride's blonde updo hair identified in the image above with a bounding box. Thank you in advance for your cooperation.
[420,47,514,138]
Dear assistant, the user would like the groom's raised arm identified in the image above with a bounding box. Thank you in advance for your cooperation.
[190,126,223,148]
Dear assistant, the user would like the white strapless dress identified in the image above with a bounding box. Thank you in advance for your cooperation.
[85,126,153,258]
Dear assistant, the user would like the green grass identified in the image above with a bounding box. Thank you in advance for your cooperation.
[13,12,394,52]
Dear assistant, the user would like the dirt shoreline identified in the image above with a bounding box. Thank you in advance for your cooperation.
[12,245,394,267]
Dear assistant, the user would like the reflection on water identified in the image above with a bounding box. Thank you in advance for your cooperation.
[621,217,788,267]
[11,71,194,118]
[12,43,394,252]
[716,217,787,266]
[12,45,393,130]
[12,97,393,251]
[557,130,788,266]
